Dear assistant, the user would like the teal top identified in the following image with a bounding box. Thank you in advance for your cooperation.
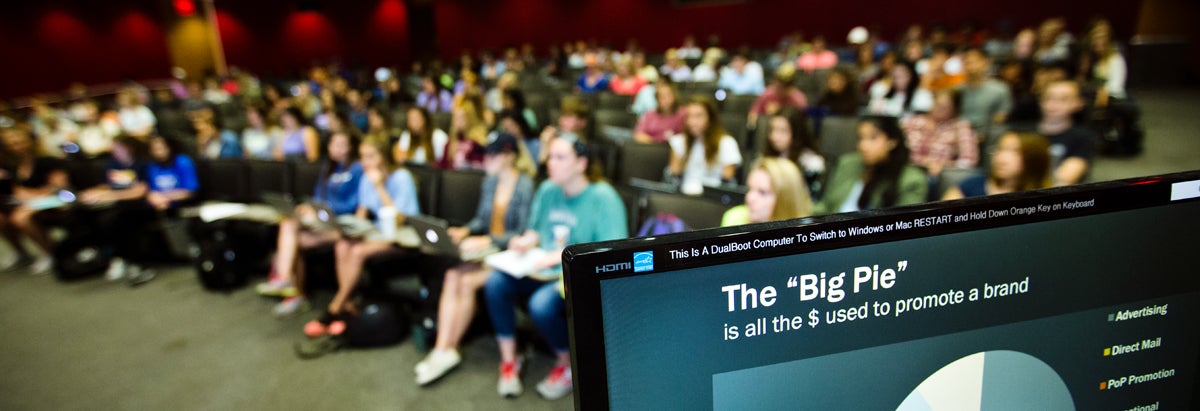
[815,153,928,214]
[529,180,629,252]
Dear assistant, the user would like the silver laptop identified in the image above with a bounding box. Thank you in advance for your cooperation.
[407,214,499,262]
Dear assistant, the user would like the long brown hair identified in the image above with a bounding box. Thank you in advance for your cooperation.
[406,106,436,163]
[683,96,727,165]
[992,132,1051,191]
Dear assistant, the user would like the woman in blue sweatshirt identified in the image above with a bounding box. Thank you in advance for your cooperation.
[257,131,363,316]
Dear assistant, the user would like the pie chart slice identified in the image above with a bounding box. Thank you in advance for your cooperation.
[897,350,1075,411]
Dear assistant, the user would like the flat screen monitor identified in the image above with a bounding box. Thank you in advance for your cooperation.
[564,171,1200,410]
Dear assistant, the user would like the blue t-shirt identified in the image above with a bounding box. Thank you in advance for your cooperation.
[356,168,420,217]
[145,154,199,193]
[577,74,611,94]
[314,161,363,216]
[105,160,147,190]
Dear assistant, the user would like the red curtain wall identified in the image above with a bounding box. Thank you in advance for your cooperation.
[2,0,1141,99]
[1,1,171,99]
[214,0,410,78]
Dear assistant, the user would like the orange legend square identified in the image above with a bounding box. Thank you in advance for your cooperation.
[1100,381,1108,390]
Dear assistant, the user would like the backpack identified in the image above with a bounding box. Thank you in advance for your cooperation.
[53,208,111,281]
[636,212,689,237]
[340,302,407,347]
[53,229,111,280]
[191,220,273,291]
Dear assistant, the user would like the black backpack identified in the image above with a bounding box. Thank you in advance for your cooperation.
[53,228,111,281]
[191,220,273,291]
[53,208,111,281]
[340,302,407,347]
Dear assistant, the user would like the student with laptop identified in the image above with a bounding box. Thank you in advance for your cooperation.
[0,121,70,275]
[306,135,419,336]
[412,133,536,386]
[484,137,627,400]
[257,131,362,316]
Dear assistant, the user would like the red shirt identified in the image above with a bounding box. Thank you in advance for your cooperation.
[634,109,685,143]
[751,86,809,115]
[609,75,648,96]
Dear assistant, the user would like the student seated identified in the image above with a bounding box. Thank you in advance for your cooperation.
[485,137,627,400]
[77,137,158,285]
[413,134,536,386]
[668,97,743,195]
[535,97,590,164]
[761,109,824,195]
[0,123,69,275]
[748,66,808,126]
[277,107,321,163]
[943,132,1052,200]
[1037,80,1097,186]
[867,63,933,116]
[305,137,419,336]
[257,131,362,316]
[901,89,979,178]
[633,79,684,144]
[721,157,813,226]
[113,135,199,283]
[393,106,449,166]
[445,100,490,171]
[815,116,928,214]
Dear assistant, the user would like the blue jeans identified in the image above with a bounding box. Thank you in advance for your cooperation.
[484,271,569,353]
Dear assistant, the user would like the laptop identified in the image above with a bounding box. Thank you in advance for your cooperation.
[261,191,338,228]
[563,171,1200,410]
[407,214,499,262]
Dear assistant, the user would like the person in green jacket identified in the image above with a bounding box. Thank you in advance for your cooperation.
[815,115,928,214]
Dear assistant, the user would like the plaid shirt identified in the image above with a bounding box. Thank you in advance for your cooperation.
[902,115,979,170]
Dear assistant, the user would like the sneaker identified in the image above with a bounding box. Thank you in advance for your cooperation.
[415,349,462,386]
[105,258,128,281]
[256,279,298,298]
[126,265,157,287]
[536,364,573,400]
[28,256,53,276]
[1,254,34,272]
[274,296,311,318]
[497,359,524,398]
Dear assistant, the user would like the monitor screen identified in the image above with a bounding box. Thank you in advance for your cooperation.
[564,171,1200,410]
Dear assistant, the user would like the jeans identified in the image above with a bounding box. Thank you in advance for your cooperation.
[484,270,568,353]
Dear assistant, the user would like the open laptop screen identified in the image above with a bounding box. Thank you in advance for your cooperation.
[564,171,1200,410]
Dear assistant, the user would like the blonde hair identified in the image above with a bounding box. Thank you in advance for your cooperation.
[513,138,537,177]
[363,134,398,173]
[754,157,813,220]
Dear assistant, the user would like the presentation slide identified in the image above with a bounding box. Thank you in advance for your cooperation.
[597,203,1199,410]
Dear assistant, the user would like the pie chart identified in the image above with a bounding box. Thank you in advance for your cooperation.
[896,350,1075,411]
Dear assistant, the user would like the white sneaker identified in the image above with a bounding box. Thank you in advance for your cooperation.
[29,256,53,276]
[106,258,128,281]
[536,365,573,400]
[497,359,524,398]
[415,349,462,386]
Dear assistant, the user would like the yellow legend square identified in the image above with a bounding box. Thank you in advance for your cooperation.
[1099,381,1108,390]
[1104,347,1112,356]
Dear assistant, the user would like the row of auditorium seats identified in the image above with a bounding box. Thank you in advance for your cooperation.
[62,157,742,236]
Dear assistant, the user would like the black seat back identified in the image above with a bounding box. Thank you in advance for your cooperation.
[437,169,486,226]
